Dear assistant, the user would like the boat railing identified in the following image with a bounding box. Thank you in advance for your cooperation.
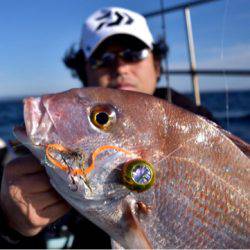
[144,0,250,106]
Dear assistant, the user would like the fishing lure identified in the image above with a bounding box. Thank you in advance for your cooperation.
[122,159,155,192]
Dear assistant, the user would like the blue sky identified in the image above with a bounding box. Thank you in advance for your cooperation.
[0,0,250,100]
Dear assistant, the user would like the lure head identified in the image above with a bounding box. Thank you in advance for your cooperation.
[122,159,155,192]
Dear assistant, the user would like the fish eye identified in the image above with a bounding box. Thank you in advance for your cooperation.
[122,159,155,192]
[90,104,116,131]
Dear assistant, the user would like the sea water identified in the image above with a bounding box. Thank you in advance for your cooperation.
[0,90,249,143]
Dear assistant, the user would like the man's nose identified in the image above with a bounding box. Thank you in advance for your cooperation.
[113,57,130,74]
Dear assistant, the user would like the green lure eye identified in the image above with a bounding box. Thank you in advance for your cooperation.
[122,159,155,192]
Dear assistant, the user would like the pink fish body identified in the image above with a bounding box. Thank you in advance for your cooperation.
[15,87,250,248]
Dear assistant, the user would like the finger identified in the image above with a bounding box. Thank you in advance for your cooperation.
[6,155,43,176]
[26,190,65,211]
[14,172,52,193]
[10,220,44,237]
[38,201,71,225]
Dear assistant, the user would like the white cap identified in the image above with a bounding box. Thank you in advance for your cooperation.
[80,7,154,58]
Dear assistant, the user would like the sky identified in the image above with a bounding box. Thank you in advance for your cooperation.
[0,0,250,100]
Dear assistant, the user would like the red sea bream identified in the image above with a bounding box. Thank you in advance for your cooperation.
[15,87,250,248]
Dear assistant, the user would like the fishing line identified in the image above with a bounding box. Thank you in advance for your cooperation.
[220,0,230,130]
[160,0,172,103]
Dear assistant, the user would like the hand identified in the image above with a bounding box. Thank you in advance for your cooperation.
[0,155,71,236]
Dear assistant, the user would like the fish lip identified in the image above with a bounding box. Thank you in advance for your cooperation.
[13,125,28,142]
[13,124,44,159]
[13,125,40,147]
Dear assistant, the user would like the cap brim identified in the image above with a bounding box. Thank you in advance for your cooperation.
[87,32,153,58]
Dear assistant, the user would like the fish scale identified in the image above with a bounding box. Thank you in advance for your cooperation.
[14,87,250,248]
[151,161,249,248]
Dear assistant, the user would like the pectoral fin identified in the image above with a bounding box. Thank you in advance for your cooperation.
[121,199,152,249]
[111,239,125,250]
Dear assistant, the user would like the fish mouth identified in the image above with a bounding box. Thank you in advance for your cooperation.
[13,124,26,134]
[13,125,95,199]
[13,125,44,159]
[13,125,30,146]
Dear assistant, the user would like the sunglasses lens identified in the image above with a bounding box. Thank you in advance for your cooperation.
[122,49,149,62]
[101,53,116,66]
[89,53,115,69]
[90,48,149,69]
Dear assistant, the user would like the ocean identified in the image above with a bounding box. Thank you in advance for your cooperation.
[0,90,249,144]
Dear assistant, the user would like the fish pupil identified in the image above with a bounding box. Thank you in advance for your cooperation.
[96,112,109,125]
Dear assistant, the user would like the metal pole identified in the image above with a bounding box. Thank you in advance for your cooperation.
[184,7,201,106]
[160,0,172,103]
[144,0,221,18]
[164,69,250,76]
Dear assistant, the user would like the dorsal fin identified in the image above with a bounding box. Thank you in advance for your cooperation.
[220,128,250,157]
[204,118,250,158]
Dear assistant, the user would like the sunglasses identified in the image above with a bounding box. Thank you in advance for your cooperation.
[89,48,150,69]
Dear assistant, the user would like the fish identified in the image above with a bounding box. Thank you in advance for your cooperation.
[14,87,250,248]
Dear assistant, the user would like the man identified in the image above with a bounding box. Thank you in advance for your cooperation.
[64,7,214,119]
[0,6,213,248]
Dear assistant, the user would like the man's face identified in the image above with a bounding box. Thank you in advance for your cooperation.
[85,37,160,95]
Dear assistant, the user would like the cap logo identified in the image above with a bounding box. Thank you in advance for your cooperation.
[95,10,134,31]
